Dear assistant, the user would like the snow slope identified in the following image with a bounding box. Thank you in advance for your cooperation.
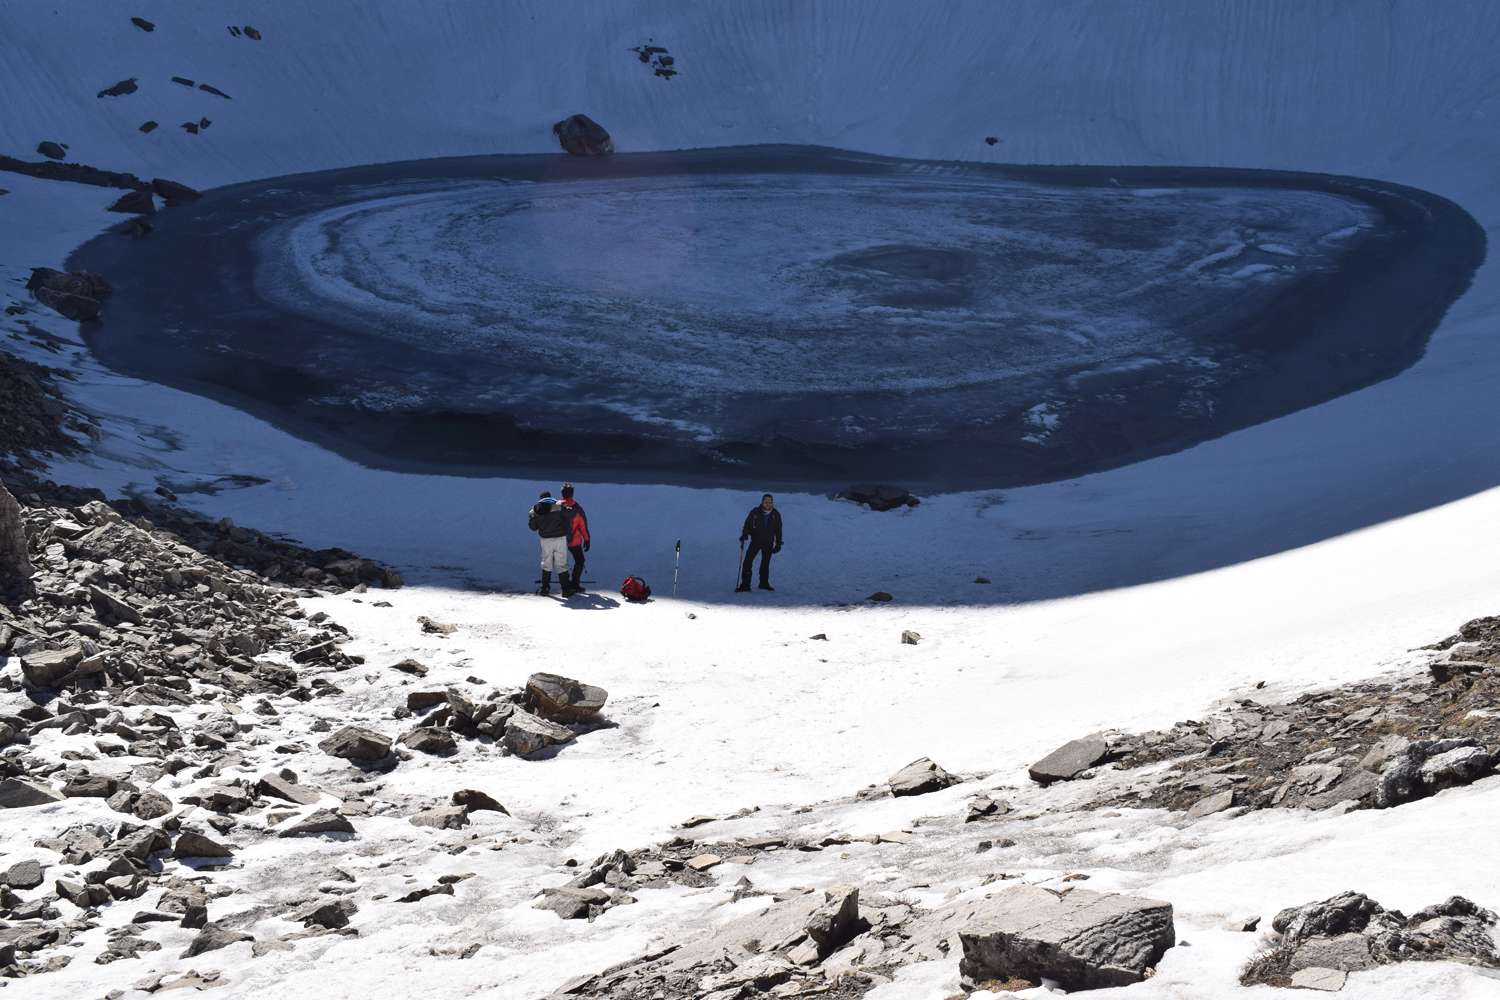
[4,2,1500,998]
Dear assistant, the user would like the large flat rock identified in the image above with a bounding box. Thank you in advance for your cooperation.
[958,885,1175,990]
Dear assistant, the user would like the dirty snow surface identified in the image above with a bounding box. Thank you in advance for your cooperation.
[4,1,1500,999]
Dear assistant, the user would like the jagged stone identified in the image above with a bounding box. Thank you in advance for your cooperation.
[551,114,613,155]
[451,789,508,814]
[535,885,610,919]
[298,897,357,929]
[174,831,233,859]
[181,922,252,957]
[400,726,457,756]
[0,778,64,807]
[0,483,32,590]
[277,809,355,838]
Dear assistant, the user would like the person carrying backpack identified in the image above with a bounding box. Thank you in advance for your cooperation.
[737,493,783,592]
[528,490,571,596]
[558,483,590,596]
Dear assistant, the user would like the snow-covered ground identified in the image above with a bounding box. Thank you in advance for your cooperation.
[4,2,1500,997]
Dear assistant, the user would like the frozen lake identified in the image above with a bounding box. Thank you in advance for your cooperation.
[74,146,1481,488]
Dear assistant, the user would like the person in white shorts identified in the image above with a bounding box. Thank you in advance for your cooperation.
[527,491,572,596]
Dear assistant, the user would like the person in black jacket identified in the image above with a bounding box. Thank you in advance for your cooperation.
[737,493,783,592]
[528,490,571,596]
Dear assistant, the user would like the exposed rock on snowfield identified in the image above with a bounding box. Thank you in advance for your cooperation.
[107,189,154,214]
[318,725,393,763]
[525,671,608,721]
[25,267,111,322]
[888,756,959,796]
[552,114,613,155]
[957,885,1176,990]
[502,709,575,757]
[1029,736,1111,784]
[837,484,921,511]
[1241,892,1500,987]
[35,141,66,160]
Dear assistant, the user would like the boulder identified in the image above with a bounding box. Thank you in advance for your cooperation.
[318,725,392,763]
[181,922,252,958]
[958,885,1175,991]
[1375,738,1494,808]
[804,885,861,956]
[409,805,470,830]
[299,897,357,929]
[535,885,610,919]
[106,189,154,214]
[277,809,355,838]
[1244,892,1500,986]
[888,757,959,797]
[552,114,614,156]
[257,773,321,805]
[174,831,233,859]
[400,726,457,756]
[838,484,921,511]
[19,645,83,688]
[1185,789,1235,820]
[0,483,32,591]
[1029,737,1111,785]
[503,710,575,757]
[25,267,111,321]
[526,672,609,722]
[36,141,66,160]
[90,584,144,624]
[452,789,508,814]
[1,859,44,890]
[150,177,201,204]
[0,778,64,808]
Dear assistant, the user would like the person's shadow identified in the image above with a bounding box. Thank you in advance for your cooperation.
[560,592,620,610]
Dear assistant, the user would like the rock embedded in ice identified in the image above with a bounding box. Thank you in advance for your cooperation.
[318,725,392,762]
[526,671,608,722]
[958,884,1175,990]
[35,141,66,160]
[888,757,959,797]
[257,773,321,805]
[1290,967,1347,991]
[298,897,357,929]
[1028,737,1111,785]
[1185,789,1235,819]
[25,267,111,322]
[551,113,613,156]
[965,796,1010,822]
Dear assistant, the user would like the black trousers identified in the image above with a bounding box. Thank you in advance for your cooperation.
[741,542,774,586]
[568,545,586,585]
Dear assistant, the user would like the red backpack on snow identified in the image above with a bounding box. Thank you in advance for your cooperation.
[620,576,651,602]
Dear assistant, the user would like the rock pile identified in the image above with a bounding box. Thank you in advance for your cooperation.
[399,672,609,760]
[1242,891,1500,988]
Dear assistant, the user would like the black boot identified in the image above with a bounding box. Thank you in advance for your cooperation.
[560,572,576,597]
[571,565,586,594]
[758,580,775,591]
[538,571,551,596]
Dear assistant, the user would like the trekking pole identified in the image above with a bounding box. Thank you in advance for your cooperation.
[673,539,682,597]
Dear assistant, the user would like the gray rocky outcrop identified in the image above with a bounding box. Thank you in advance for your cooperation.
[1375,738,1494,808]
[503,710,575,757]
[318,725,392,763]
[957,885,1175,990]
[552,114,613,155]
[888,757,959,797]
[1243,891,1500,987]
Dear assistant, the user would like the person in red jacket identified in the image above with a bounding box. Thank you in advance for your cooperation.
[558,483,590,596]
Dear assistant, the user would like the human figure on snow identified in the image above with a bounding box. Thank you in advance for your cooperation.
[737,493,783,592]
[558,483,590,596]
[528,490,571,596]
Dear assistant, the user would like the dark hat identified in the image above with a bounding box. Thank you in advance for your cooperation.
[538,490,554,499]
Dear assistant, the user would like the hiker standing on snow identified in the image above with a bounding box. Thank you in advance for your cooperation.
[558,483,590,596]
[737,493,783,592]
[528,490,571,596]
